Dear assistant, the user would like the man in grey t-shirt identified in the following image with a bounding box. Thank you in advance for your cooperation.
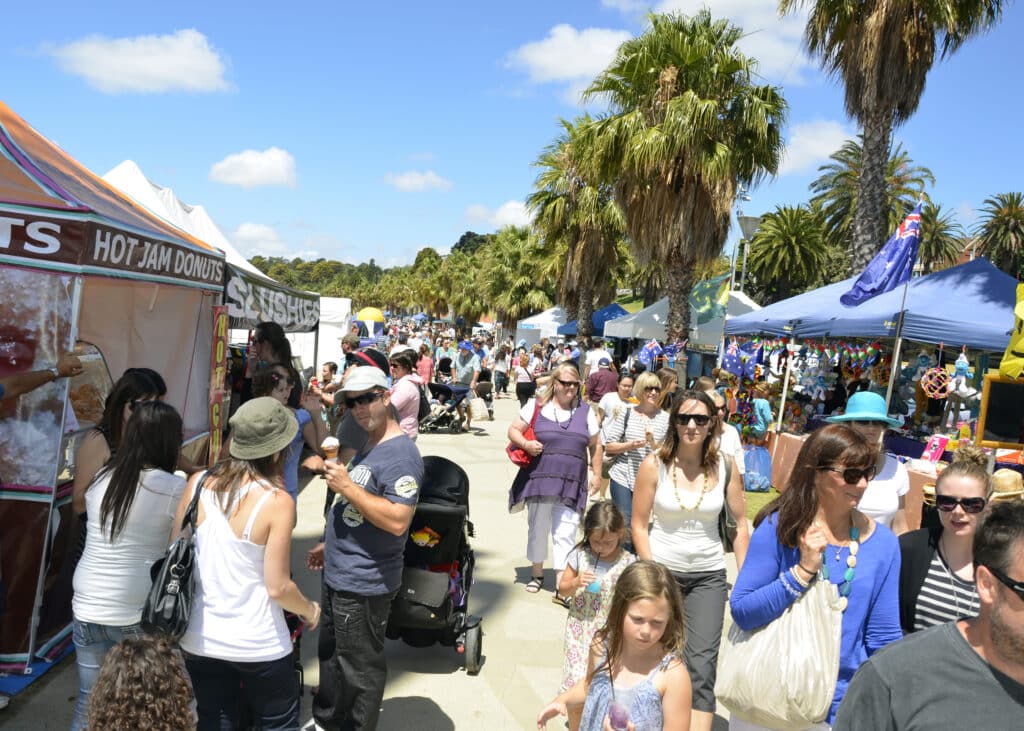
[834,501,1024,730]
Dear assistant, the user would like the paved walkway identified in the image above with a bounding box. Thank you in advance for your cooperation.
[4,394,732,729]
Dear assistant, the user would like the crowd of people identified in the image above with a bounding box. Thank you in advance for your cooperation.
[2,320,1023,730]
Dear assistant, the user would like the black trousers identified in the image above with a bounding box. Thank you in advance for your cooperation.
[312,585,397,730]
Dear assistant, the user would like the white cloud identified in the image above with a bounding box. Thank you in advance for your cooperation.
[209,147,297,188]
[46,29,230,94]
[506,25,632,102]
[465,200,533,229]
[779,119,852,175]
[231,222,319,260]
[383,170,453,192]
[653,1,813,84]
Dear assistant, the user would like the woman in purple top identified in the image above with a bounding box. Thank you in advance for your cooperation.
[508,361,602,604]
[729,424,903,729]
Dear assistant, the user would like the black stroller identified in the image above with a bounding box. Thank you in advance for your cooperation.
[386,456,483,674]
[419,382,470,433]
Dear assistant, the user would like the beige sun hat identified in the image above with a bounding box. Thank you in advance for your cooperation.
[991,468,1024,502]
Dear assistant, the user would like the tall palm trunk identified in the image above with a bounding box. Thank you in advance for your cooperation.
[850,109,894,272]
[665,252,695,341]
[576,275,595,339]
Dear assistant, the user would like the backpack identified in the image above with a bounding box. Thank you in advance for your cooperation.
[417,383,431,420]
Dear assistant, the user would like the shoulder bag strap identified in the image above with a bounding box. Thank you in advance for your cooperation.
[181,471,209,533]
[530,399,542,427]
[721,452,733,514]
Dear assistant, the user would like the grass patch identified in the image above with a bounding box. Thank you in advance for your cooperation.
[744,488,779,523]
[615,293,647,313]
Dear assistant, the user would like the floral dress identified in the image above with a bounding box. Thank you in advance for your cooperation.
[559,546,635,693]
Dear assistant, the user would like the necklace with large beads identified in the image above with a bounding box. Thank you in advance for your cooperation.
[821,524,860,612]
[672,461,710,511]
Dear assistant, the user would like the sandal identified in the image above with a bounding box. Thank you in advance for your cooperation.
[525,576,544,593]
[552,594,571,608]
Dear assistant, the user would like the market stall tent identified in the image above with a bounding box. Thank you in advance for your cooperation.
[515,306,568,346]
[604,291,760,345]
[0,101,225,681]
[103,160,320,334]
[557,303,629,336]
[725,258,1016,351]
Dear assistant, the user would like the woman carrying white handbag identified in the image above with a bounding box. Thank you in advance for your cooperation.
[724,424,902,730]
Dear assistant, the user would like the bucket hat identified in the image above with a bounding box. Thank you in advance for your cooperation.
[229,397,298,460]
[825,391,900,427]
[992,468,1024,501]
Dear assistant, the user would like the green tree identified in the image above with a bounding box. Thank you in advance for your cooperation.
[781,0,1005,272]
[581,11,787,339]
[528,117,624,339]
[477,226,556,326]
[745,205,827,304]
[918,204,965,274]
[975,192,1024,277]
[810,139,934,258]
[451,231,490,255]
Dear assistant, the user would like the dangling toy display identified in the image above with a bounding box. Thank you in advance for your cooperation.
[941,347,979,430]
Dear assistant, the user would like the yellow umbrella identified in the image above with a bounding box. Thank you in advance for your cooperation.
[356,306,385,323]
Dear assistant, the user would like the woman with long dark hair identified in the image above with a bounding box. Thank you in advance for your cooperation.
[70,401,186,731]
[178,397,320,730]
[729,424,902,729]
[631,389,749,731]
[72,369,166,516]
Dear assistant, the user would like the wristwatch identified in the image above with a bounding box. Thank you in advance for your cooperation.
[49,367,61,380]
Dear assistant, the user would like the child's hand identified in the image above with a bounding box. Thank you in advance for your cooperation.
[578,571,596,591]
[602,717,635,731]
[537,701,567,728]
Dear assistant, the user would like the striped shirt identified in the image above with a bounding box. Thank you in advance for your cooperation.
[913,550,980,632]
[601,406,669,490]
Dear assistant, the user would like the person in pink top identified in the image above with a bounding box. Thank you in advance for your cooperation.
[416,343,433,384]
[389,349,424,440]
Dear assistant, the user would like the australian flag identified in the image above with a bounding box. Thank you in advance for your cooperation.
[840,202,923,307]
[638,338,663,367]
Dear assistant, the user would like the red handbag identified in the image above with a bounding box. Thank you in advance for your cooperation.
[506,400,542,466]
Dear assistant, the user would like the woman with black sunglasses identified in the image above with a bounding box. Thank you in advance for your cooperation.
[898,445,991,634]
[730,424,902,729]
[631,389,749,731]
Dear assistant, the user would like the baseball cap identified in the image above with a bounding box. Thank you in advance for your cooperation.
[229,397,298,461]
[458,340,474,351]
[339,367,389,393]
[598,357,611,367]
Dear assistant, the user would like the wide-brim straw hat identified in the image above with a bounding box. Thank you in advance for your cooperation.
[991,468,1024,502]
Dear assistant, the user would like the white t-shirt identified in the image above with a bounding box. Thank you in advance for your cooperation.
[585,349,614,371]
[858,454,910,529]
[519,399,600,437]
[73,468,186,625]
[717,422,746,475]
[598,391,628,423]
[650,458,727,573]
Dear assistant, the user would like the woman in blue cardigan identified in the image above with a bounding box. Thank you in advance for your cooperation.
[729,424,902,729]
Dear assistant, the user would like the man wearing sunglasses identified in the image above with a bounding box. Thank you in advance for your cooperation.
[312,366,424,731]
[835,501,1024,729]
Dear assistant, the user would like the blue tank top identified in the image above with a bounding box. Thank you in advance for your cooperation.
[579,648,677,731]
[282,408,311,500]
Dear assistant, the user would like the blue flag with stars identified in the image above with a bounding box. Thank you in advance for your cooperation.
[840,202,923,306]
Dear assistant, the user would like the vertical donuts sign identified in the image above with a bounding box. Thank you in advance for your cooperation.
[209,306,229,466]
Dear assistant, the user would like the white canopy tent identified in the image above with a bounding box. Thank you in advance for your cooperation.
[604,291,761,345]
[515,306,568,346]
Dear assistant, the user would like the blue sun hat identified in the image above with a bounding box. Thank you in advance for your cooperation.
[826,391,901,427]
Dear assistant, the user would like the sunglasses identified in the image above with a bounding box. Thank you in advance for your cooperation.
[819,465,878,484]
[345,391,384,409]
[675,413,711,427]
[985,565,1024,601]
[644,386,662,394]
[935,495,987,514]
[555,378,580,388]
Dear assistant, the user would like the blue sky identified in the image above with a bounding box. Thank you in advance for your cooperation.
[3,1,1021,268]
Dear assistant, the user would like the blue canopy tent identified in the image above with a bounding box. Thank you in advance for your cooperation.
[557,303,630,336]
[726,259,1015,351]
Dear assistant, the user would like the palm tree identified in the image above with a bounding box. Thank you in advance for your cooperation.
[745,205,827,303]
[476,226,557,326]
[581,11,787,340]
[918,204,966,274]
[781,0,1005,272]
[810,139,934,257]
[975,192,1024,277]
[528,117,624,339]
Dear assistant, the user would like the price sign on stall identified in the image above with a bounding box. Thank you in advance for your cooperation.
[209,306,229,466]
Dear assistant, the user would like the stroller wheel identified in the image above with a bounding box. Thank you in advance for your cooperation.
[464,620,482,675]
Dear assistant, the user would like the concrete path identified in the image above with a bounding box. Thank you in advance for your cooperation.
[4,394,733,729]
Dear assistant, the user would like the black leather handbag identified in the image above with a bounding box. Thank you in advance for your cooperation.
[142,476,204,639]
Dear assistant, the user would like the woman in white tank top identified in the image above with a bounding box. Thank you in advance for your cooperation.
[175,397,320,731]
[631,390,750,731]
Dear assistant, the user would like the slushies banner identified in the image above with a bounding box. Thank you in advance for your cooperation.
[0,212,224,289]
[224,263,320,332]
